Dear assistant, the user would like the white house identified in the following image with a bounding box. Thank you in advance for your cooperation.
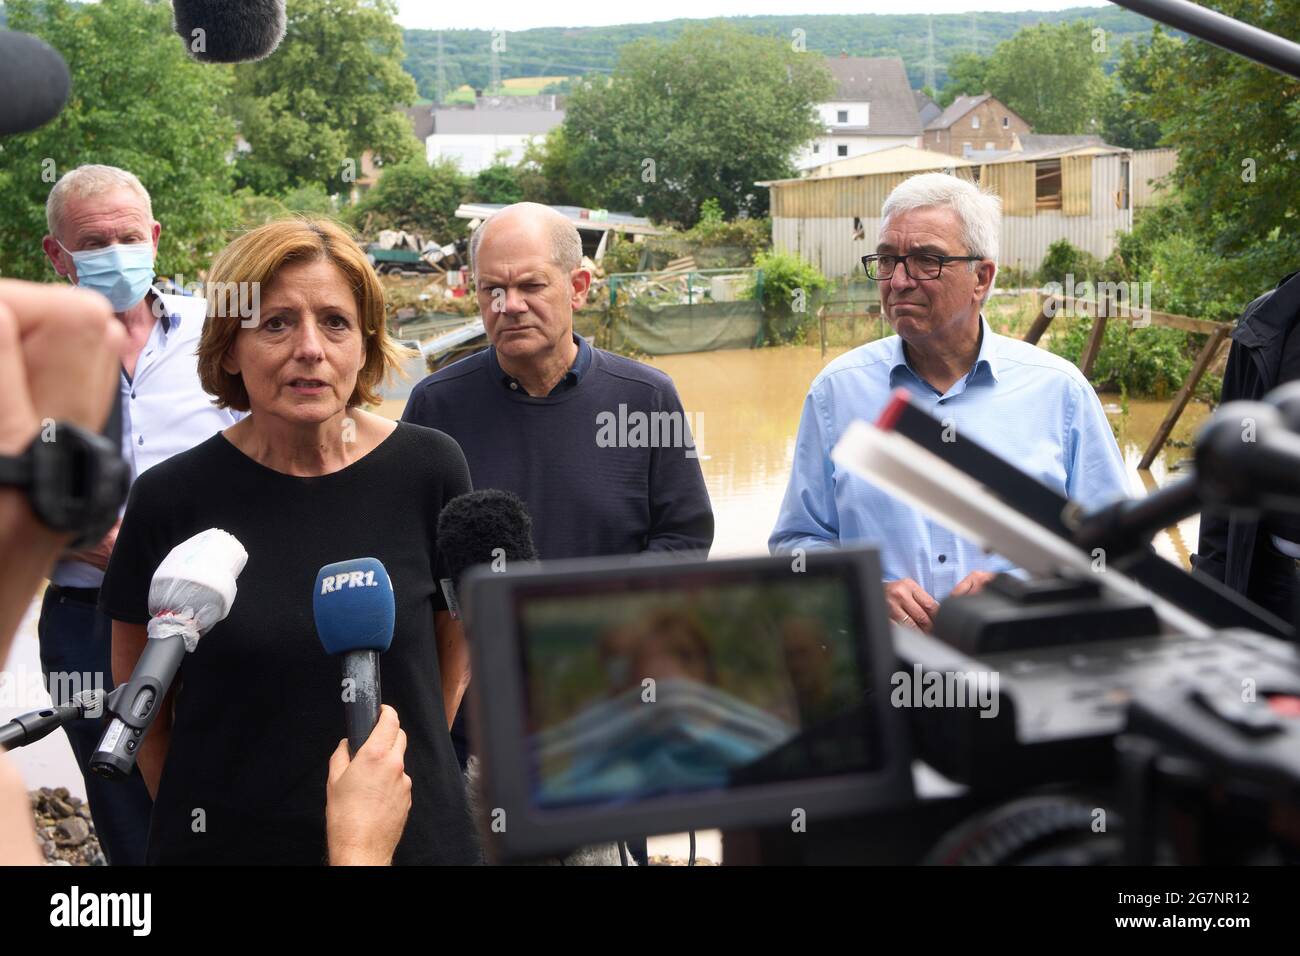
[795,56,924,171]
[422,95,565,174]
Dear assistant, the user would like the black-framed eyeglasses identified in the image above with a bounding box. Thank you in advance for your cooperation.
[861,253,984,281]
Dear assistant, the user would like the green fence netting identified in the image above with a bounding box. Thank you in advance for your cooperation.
[607,299,767,355]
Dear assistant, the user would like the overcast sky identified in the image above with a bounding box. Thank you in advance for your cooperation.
[395,1,1112,32]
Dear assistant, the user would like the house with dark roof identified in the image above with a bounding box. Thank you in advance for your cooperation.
[914,90,942,127]
[795,56,925,170]
[923,94,1031,158]
[404,104,436,143]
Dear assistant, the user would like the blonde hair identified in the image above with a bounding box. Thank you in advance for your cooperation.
[46,165,153,238]
[197,218,408,411]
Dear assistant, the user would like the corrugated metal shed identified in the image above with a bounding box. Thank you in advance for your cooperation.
[1132,148,1178,208]
[767,150,1138,274]
[798,145,975,180]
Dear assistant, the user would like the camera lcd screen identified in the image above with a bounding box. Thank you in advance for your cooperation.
[512,564,882,810]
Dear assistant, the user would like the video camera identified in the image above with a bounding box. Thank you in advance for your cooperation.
[461,382,1300,865]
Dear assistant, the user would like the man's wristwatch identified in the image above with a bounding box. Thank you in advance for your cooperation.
[0,422,130,548]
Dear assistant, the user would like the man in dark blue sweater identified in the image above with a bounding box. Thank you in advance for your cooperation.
[401,203,715,795]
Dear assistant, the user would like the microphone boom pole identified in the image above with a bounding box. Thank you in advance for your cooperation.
[1108,0,1300,80]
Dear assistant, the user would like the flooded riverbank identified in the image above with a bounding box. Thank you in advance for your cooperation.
[645,345,1207,566]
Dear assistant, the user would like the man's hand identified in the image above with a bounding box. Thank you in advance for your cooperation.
[950,570,996,598]
[325,705,412,866]
[883,578,940,632]
[64,520,120,570]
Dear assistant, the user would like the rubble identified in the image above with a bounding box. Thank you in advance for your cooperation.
[30,787,106,866]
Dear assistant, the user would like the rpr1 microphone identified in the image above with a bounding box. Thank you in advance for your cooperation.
[0,689,104,752]
[0,31,71,136]
[313,557,394,756]
[172,0,287,63]
[91,528,247,779]
[436,490,539,618]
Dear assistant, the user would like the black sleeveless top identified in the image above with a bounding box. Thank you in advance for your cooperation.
[100,422,480,865]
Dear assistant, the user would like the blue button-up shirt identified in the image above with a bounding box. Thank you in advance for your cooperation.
[769,317,1130,600]
[51,292,243,588]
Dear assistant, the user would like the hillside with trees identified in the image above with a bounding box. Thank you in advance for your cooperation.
[400,7,1173,101]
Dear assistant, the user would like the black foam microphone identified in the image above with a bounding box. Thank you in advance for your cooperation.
[172,0,287,63]
[436,490,539,616]
[0,31,71,136]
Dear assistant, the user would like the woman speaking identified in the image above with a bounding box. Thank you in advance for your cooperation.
[100,219,479,865]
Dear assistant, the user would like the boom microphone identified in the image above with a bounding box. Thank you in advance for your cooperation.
[436,490,538,767]
[91,528,247,779]
[436,490,539,616]
[313,557,394,756]
[0,31,71,136]
[172,0,287,63]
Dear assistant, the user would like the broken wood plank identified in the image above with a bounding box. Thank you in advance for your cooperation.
[1138,324,1230,471]
[1022,295,1055,346]
[1080,313,1109,380]
[1049,298,1227,336]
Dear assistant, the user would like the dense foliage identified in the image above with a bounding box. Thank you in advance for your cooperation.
[562,23,833,226]
[229,0,418,196]
[0,0,238,280]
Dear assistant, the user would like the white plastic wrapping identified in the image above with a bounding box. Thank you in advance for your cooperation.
[146,528,249,652]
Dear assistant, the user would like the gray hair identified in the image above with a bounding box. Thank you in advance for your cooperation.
[46,164,153,238]
[469,202,583,280]
[880,172,1000,300]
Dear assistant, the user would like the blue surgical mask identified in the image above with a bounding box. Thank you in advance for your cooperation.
[58,241,155,311]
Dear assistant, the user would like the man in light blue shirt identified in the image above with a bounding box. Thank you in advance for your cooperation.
[34,165,242,864]
[770,172,1128,631]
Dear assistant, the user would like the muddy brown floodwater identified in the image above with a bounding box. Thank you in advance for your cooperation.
[644,345,1209,568]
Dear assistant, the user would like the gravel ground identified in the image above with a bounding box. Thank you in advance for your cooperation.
[29,787,105,866]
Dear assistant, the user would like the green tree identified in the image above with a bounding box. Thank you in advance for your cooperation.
[562,22,834,226]
[230,0,418,197]
[234,183,337,230]
[982,22,1111,134]
[470,163,524,205]
[1142,6,1299,292]
[937,52,990,108]
[0,0,238,281]
[1099,35,1165,150]
[346,158,468,238]
[516,127,585,206]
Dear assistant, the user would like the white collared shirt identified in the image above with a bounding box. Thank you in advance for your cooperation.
[51,292,243,588]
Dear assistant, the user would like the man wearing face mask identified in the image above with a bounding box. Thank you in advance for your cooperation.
[36,164,242,864]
